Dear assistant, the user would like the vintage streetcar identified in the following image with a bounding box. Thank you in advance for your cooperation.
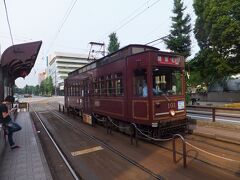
[64,44,187,138]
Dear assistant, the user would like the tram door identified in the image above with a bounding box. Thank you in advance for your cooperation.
[126,54,150,122]
[83,78,91,113]
[82,78,93,125]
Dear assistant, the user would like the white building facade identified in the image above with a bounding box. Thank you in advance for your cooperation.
[47,52,90,95]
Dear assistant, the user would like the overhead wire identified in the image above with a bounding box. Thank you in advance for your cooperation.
[145,0,197,51]
[145,35,169,45]
[46,0,79,54]
[114,0,161,32]
[98,0,161,43]
[99,0,151,42]
[3,0,15,48]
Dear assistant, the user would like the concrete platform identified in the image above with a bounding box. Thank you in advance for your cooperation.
[190,120,240,145]
[0,111,52,180]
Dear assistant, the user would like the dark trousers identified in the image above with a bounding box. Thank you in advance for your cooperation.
[7,122,22,146]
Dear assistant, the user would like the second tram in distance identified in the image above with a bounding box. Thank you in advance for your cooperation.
[65,44,187,138]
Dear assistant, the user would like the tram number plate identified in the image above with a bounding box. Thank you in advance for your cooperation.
[83,114,92,125]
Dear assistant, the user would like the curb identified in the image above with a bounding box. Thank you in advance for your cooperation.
[192,131,240,145]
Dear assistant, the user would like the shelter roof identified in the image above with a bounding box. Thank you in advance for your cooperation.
[0,41,42,80]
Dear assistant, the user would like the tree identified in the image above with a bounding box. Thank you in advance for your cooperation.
[34,85,40,95]
[107,32,120,54]
[46,76,54,96]
[164,0,191,58]
[39,77,54,96]
[192,0,240,85]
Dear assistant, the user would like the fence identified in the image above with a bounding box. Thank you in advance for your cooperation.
[187,105,240,122]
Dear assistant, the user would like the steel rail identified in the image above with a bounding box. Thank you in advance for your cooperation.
[47,105,163,180]
[49,102,240,173]
[31,105,80,180]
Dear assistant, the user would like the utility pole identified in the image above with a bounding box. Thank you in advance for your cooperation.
[55,70,57,96]
[88,42,105,60]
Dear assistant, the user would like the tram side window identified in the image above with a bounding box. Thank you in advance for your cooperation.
[73,83,76,96]
[133,69,147,97]
[70,85,73,96]
[75,83,78,96]
[107,74,114,96]
[80,81,83,96]
[152,67,182,96]
[78,83,81,96]
[76,83,79,96]
[68,86,70,96]
[93,78,99,96]
[115,73,123,96]
[99,76,105,96]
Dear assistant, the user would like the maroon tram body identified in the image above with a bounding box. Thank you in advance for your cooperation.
[64,44,187,137]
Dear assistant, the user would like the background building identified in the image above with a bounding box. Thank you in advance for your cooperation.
[38,71,47,85]
[47,52,90,95]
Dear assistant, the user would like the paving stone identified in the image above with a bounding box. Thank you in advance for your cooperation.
[0,112,52,180]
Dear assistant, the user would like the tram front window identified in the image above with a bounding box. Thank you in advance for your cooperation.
[152,67,182,96]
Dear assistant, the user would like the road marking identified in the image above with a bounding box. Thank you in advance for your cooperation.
[71,146,103,156]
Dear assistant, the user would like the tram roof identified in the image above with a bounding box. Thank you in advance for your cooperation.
[68,44,184,80]
[0,41,42,81]
[68,44,159,78]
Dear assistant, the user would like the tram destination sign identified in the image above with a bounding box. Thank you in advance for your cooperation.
[157,56,181,65]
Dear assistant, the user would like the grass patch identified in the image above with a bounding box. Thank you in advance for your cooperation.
[223,103,240,108]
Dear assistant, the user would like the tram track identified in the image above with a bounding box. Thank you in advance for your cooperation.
[30,103,163,180]
[31,105,80,180]
[33,101,240,178]
[48,102,240,173]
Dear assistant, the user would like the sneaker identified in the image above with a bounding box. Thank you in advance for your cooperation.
[11,145,20,150]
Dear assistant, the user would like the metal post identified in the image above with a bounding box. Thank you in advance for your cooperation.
[130,125,134,145]
[135,129,138,146]
[173,138,176,163]
[172,134,187,168]
[59,104,61,112]
[63,106,65,114]
[183,140,187,168]
[130,124,138,146]
[55,70,57,96]
[212,108,216,122]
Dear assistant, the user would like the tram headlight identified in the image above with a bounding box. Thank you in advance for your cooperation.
[170,109,176,116]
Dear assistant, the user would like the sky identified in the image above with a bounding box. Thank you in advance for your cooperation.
[0,0,198,88]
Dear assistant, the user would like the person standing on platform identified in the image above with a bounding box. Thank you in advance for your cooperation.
[0,96,22,150]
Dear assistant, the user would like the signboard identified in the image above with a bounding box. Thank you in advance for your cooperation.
[157,56,181,65]
[83,113,92,125]
[178,100,185,110]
